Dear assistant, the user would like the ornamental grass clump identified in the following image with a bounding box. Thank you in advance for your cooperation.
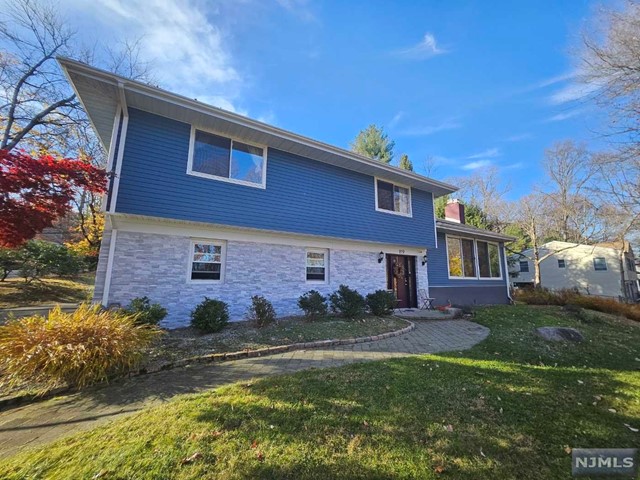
[0,304,162,394]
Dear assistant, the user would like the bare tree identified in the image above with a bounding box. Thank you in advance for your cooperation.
[448,165,511,232]
[581,1,640,242]
[541,140,600,242]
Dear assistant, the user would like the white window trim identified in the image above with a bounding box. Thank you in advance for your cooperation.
[374,177,413,218]
[593,257,608,271]
[187,238,227,284]
[305,248,329,284]
[186,125,268,189]
[445,234,503,280]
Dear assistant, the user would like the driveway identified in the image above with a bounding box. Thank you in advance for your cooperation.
[0,319,489,459]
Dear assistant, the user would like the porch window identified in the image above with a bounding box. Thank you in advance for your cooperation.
[306,249,328,282]
[188,129,266,187]
[376,179,411,216]
[190,241,223,281]
[477,241,501,278]
[447,236,476,278]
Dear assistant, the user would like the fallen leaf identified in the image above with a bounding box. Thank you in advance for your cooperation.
[564,446,572,455]
[480,448,486,458]
[445,424,453,432]
[180,452,203,465]
[624,423,639,433]
[211,431,223,437]
[594,395,602,401]
[363,420,369,427]
[256,451,265,462]
[92,471,108,479]
[608,408,617,413]
[434,465,446,474]
[499,407,503,414]
[251,440,258,449]
[577,380,584,384]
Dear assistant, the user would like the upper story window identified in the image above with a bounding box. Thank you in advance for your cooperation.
[519,260,529,273]
[558,259,566,268]
[593,257,607,271]
[375,179,411,216]
[187,128,266,188]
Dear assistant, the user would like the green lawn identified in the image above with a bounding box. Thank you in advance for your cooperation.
[0,273,94,308]
[1,305,639,479]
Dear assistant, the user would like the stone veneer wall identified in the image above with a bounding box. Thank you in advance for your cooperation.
[102,231,428,328]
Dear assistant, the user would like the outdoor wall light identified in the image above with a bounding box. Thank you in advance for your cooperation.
[378,251,384,263]
[422,253,428,266]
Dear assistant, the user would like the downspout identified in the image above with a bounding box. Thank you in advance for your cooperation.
[502,243,513,304]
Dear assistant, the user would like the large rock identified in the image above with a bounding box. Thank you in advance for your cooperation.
[536,326,584,343]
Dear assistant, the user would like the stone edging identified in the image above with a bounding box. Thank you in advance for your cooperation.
[143,318,415,374]
[0,319,414,411]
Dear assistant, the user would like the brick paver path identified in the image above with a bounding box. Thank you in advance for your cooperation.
[0,319,488,459]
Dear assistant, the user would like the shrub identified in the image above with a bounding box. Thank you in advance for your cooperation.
[19,240,82,282]
[514,287,640,322]
[0,304,162,393]
[125,297,168,326]
[0,247,20,281]
[329,284,366,319]
[247,295,276,327]
[190,297,229,333]
[297,290,328,321]
[366,290,397,316]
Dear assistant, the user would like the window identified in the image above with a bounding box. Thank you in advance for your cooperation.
[558,259,566,268]
[593,257,607,271]
[376,179,411,216]
[447,236,476,278]
[306,249,328,282]
[188,129,265,187]
[519,260,529,273]
[477,241,501,278]
[190,241,223,281]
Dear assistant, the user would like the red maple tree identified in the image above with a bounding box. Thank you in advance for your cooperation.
[0,150,107,248]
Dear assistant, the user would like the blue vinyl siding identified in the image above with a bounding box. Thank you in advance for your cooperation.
[115,109,436,248]
[428,231,507,287]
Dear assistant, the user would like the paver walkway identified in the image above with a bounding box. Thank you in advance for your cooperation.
[0,319,489,459]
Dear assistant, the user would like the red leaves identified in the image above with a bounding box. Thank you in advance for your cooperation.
[0,149,107,247]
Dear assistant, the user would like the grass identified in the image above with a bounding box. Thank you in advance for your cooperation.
[1,305,639,479]
[0,273,94,309]
[146,316,408,369]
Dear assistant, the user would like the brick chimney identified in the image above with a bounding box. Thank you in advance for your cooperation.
[444,199,465,224]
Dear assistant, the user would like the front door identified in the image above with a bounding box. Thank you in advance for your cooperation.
[386,255,417,309]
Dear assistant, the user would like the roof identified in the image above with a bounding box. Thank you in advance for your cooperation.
[57,57,458,197]
[512,240,633,257]
[435,219,515,242]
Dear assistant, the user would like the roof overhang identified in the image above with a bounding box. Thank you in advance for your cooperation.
[436,219,515,242]
[58,57,458,197]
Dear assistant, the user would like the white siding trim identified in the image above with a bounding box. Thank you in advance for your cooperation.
[109,83,129,213]
[101,229,118,306]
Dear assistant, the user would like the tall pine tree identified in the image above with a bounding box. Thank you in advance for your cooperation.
[350,125,395,163]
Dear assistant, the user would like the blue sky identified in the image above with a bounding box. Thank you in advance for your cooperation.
[66,0,612,199]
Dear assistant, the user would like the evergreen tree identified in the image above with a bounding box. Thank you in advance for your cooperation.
[350,125,395,163]
[398,154,413,171]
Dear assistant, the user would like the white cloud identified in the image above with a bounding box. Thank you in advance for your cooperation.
[466,147,500,160]
[274,0,317,22]
[548,82,600,104]
[462,160,492,170]
[543,109,585,123]
[504,162,525,169]
[70,0,243,112]
[394,33,447,60]
[388,111,404,128]
[398,119,461,136]
[504,133,533,142]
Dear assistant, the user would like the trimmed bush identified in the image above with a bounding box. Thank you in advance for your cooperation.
[125,297,168,326]
[0,304,162,393]
[19,240,82,282]
[329,284,366,319]
[190,297,229,333]
[297,290,328,321]
[366,290,397,316]
[0,247,20,281]
[247,295,276,327]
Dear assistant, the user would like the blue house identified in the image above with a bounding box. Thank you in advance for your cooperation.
[60,58,514,328]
